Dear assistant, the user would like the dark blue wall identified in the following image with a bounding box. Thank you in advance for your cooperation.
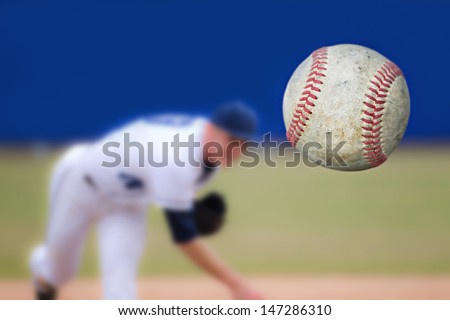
[1,0,449,142]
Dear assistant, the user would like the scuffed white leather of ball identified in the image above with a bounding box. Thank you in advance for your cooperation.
[283,44,410,171]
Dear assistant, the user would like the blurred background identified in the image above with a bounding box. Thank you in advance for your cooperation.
[0,0,449,298]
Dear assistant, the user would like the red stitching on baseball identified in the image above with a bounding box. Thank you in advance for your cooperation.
[362,61,403,167]
[287,47,328,146]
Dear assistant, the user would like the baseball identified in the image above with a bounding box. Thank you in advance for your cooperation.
[283,44,410,171]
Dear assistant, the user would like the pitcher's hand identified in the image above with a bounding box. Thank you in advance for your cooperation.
[230,281,264,300]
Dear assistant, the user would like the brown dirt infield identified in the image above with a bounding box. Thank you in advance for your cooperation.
[1,276,450,300]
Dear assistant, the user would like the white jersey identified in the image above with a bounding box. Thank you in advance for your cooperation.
[81,115,214,210]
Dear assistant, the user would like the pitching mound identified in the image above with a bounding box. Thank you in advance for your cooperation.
[2,276,450,299]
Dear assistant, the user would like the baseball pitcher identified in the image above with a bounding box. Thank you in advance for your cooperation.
[30,102,262,300]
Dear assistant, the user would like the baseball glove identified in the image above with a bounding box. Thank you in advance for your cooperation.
[194,192,227,236]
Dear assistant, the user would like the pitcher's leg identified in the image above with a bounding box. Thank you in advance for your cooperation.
[31,204,91,286]
[97,207,147,299]
[30,145,94,296]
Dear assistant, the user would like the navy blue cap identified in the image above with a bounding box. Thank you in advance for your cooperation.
[211,101,258,141]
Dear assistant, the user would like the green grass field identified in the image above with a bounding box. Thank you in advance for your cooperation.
[0,146,449,278]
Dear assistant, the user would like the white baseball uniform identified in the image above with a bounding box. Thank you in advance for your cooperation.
[30,115,216,299]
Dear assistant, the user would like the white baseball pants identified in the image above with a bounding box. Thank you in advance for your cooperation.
[30,145,148,299]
